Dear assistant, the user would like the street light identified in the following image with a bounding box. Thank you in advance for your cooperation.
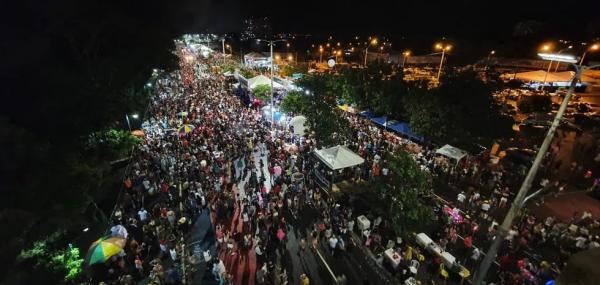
[319,46,324,63]
[256,38,287,131]
[364,38,378,66]
[579,43,599,65]
[125,113,139,132]
[402,50,411,67]
[435,43,452,80]
[540,45,572,90]
[472,53,600,285]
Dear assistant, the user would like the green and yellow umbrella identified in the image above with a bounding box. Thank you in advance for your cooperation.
[85,236,126,265]
[178,124,195,135]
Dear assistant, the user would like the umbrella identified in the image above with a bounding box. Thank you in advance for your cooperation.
[177,111,189,117]
[178,124,195,134]
[85,236,126,265]
[131,130,145,137]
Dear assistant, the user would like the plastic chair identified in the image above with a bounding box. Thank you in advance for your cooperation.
[439,263,449,281]
[409,259,420,275]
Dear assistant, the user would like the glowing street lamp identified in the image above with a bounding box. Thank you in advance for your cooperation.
[319,46,324,63]
[435,43,452,80]
[402,50,411,67]
[364,38,378,66]
[125,113,139,131]
[579,43,599,65]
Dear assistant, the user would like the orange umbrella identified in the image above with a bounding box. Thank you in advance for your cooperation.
[131,130,145,137]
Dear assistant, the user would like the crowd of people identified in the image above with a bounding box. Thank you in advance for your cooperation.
[93,50,600,285]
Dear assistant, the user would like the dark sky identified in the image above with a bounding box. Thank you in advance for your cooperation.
[190,0,600,41]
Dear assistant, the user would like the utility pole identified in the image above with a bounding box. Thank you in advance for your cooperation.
[472,60,598,284]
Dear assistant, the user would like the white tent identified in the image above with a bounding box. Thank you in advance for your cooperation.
[248,75,285,89]
[288,115,307,136]
[436,144,468,161]
[314,145,365,170]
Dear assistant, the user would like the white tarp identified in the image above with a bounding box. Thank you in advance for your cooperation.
[314,145,365,170]
[248,75,285,89]
[288,115,307,136]
[436,144,468,161]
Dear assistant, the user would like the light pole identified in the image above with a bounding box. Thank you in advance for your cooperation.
[257,38,287,131]
[402,50,411,68]
[125,113,139,132]
[435,43,452,80]
[540,45,572,90]
[579,43,599,65]
[539,44,553,90]
[472,52,600,285]
[319,46,324,63]
[364,38,378,66]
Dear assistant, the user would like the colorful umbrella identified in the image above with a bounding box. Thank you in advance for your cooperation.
[177,111,189,117]
[178,124,195,134]
[85,236,126,265]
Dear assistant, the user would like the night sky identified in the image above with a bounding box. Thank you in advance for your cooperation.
[187,0,600,41]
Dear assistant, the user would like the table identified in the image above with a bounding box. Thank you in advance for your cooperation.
[384,248,402,269]
[357,215,371,230]
[415,233,433,248]
[441,251,456,268]
[416,233,442,255]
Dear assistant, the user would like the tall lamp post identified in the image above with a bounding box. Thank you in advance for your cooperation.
[435,43,452,80]
[579,43,599,65]
[257,38,287,131]
[540,45,572,90]
[364,38,378,66]
[472,52,600,285]
[319,46,324,63]
[125,113,139,132]
[402,51,411,68]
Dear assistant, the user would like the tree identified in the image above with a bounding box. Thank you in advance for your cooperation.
[0,0,194,281]
[280,90,305,115]
[280,64,307,77]
[335,60,407,119]
[290,74,352,146]
[252,84,272,101]
[375,150,433,236]
[435,69,514,142]
[403,84,454,141]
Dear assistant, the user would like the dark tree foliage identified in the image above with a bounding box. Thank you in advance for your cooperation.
[435,69,514,141]
[0,0,194,282]
[335,60,408,119]
[283,74,352,147]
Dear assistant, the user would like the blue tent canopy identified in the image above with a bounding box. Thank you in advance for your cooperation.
[388,122,424,142]
[359,111,424,142]
[371,116,388,127]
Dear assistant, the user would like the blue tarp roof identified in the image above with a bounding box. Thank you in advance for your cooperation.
[359,111,424,142]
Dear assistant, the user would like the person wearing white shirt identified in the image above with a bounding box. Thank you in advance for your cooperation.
[138,208,149,222]
[328,235,338,254]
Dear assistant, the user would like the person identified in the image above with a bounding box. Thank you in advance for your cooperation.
[328,235,338,255]
[300,273,310,285]
[457,191,466,205]
[469,247,481,269]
